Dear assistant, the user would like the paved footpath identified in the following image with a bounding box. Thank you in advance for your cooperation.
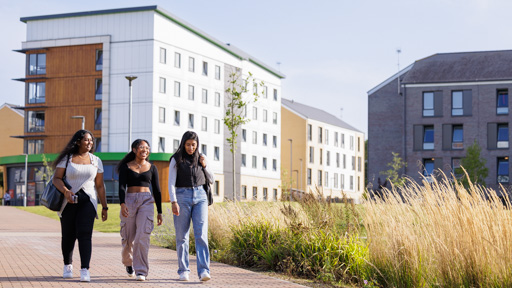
[0,207,306,288]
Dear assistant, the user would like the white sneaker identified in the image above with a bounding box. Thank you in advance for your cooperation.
[63,264,73,278]
[136,274,146,281]
[80,268,90,282]
[178,272,190,281]
[199,271,211,281]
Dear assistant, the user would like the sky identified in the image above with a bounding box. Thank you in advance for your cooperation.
[2,0,512,137]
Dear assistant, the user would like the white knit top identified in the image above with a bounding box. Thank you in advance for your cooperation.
[56,153,104,217]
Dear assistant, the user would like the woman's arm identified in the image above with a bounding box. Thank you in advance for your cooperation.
[168,158,179,216]
[199,154,214,183]
[151,165,163,226]
[95,172,108,222]
[53,167,74,203]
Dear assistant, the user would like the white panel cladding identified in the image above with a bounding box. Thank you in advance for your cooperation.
[26,11,155,42]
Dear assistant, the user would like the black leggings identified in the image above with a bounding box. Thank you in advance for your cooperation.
[60,190,96,269]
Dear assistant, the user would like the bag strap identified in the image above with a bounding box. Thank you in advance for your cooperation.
[63,154,70,178]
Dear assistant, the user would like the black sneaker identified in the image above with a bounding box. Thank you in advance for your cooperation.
[126,266,135,277]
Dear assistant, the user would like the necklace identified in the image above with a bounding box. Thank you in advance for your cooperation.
[77,153,88,159]
[133,161,145,169]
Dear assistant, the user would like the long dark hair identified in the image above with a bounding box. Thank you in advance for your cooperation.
[172,131,200,167]
[53,130,95,168]
[116,139,150,173]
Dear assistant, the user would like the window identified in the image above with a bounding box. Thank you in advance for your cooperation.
[252,187,257,200]
[272,159,277,171]
[273,89,278,101]
[498,124,509,148]
[95,50,103,71]
[28,53,46,75]
[252,156,257,168]
[27,111,45,132]
[341,134,345,148]
[242,185,247,199]
[174,52,181,68]
[263,158,267,170]
[95,79,102,100]
[215,65,221,80]
[452,91,463,116]
[202,89,208,104]
[28,82,45,103]
[452,158,462,178]
[202,61,208,76]
[325,172,329,187]
[188,114,194,128]
[320,149,323,165]
[325,129,329,145]
[318,128,323,143]
[252,131,257,144]
[94,108,102,130]
[263,188,268,201]
[214,181,220,196]
[188,85,194,100]
[242,129,247,142]
[26,139,44,154]
[241,154,246,167]
[174,81,181,97]
[452,125,463,149]
[334,132,339,146]
[174,110,180,126]
[309,147,314,163]
[498,157,509,183]
[263,109,268,122]
[343,154,346,169]
[336,153,340,168]
[352,156,356,170]
[189,57,195,72]
[273,136,277,148]
[273,189,277,200]
[201,116,207,131]
[358,137,361,152]
[350,176,354,190]
[159,77,166,93]
[334,173,339,188]
[158,137,165,152]
[173,139,180,152]
[253,107,258,120]
[263,86,268,99]
[95,138,101,152]
[350,136,354,150]
[307,124,312,141]
[160,48,166,64]
[423,158,435,176]
[159,107,165,123]
[423,126,434,150]
[341,174,345,189]
[497,89,509,115]
[253,83,258,95]
[326,151,330,166]
[201,144,207,156]
[214,146,220,161]
[423,92,434,116]
[358,157,362,172]
[318,170,323,187]
[263,134,267,146]
[214,119,220,134]
[215,92,221,107]
[307,169,312,185]
[273,112,278,125]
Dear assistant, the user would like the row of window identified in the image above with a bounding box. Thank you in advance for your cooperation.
[306,168,359,191]
[26,109,102,133]
[159,109,221,134]
[241,186,279,201]
[25,137,102,154]
[422,157,509,184]
[415,123,509,151]
[308,147,361,171]
[423,89,509,117]
[241,154,278,171]
[159,78,222,105]
[241,130,279,148]
[28,50,103,75]
[307,124,361,151]
[27,78,103,104]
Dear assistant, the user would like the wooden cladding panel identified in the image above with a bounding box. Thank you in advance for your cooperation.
[153,161,170,202]
[47,77,100,105]
[46,44,103,78]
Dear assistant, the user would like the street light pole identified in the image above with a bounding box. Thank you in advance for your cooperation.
[125,76,137,149]
[71,116,85,130]
[288,139,292,202]
[23,154,28,207]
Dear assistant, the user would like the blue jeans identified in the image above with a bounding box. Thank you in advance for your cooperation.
[173,186,209,277]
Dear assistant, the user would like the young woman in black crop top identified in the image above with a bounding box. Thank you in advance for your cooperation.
[116,139,162,281]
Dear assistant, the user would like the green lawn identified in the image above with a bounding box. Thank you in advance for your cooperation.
[17,203,173,233]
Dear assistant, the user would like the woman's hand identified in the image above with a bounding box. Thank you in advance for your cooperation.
[101,208,108,222]
[121,203,129,218]
[172,202,180,216]
[64,190,74,203]
[199,155,207,168]
[157,214,163,226]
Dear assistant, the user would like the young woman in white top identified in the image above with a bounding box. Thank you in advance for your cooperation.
[52,130,108,282]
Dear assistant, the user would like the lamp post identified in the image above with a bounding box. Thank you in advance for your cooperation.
[125,76,137,149]
[288,139,292,202]
[71,116,85,130]
[292,170,299,193]
[23,154,28,207]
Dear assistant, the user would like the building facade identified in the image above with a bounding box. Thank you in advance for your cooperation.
[3,5,284,205]
[281,99,365,202]
[368,50,511,191]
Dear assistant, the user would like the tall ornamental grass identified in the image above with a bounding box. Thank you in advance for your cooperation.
[365,173,512,287]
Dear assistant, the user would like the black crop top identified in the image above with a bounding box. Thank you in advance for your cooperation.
[118,163,162,214]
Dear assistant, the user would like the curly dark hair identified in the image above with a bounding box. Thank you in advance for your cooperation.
[116,139,150,173]
[52,130,95,168]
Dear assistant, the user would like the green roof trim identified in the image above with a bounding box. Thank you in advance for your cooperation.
[0,152,173,165]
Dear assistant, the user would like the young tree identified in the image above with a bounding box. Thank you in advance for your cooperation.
[456,140,488,187]
[223,69,263,201]
[381,151,407,187]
